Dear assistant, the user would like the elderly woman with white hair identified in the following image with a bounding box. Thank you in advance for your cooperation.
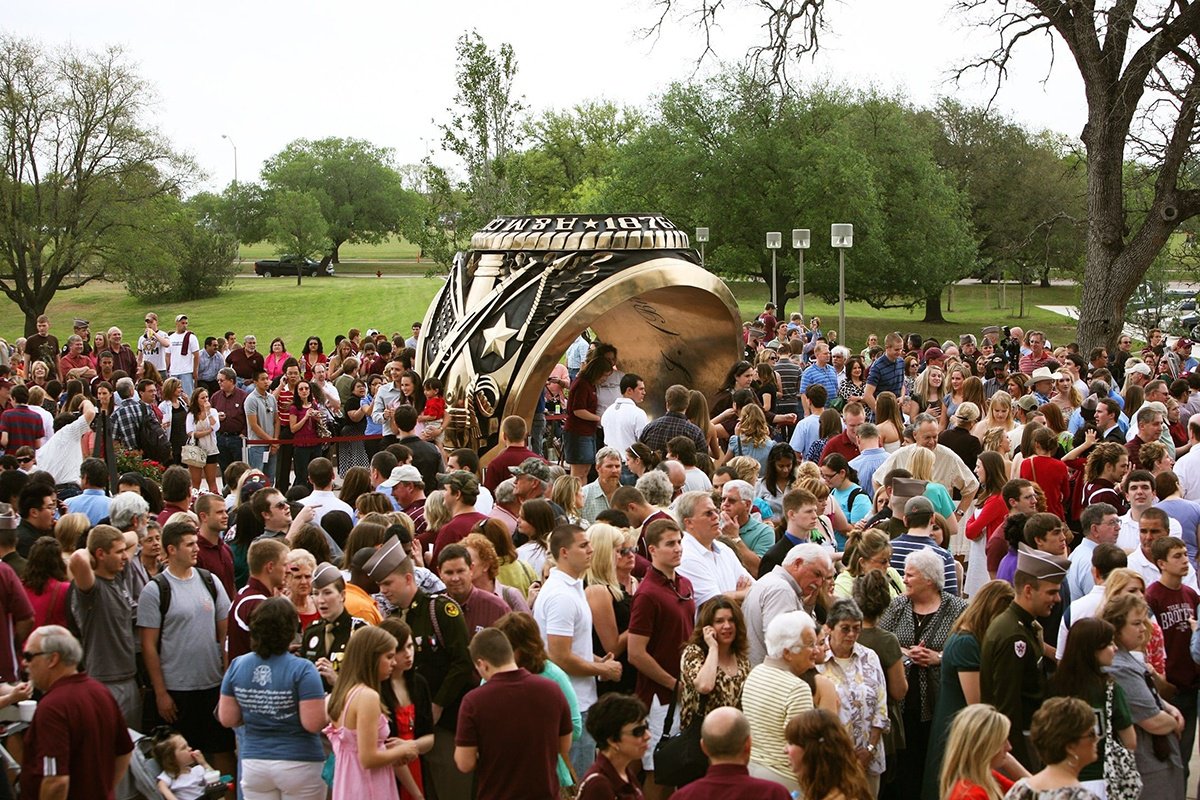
[741,609,819,792]
[879,547,967,799]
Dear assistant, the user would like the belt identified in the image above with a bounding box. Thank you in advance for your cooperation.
[216,431,242,439]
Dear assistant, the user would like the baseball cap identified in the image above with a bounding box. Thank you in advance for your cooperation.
[73,319,89,328]
[1128,362,1152,376]
[175,314,188,322]
[922,346,945,364]
[904,495,935,516]
[509,457,552,482]
[988,355,1007,371]
[1177,338,1194,349]
[380,464,423,488]
[1015,394,1040,412]
[438,470,480,493]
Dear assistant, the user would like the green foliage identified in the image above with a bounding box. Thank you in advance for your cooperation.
[261,137,419,262]
[123,198,239,302]
[512,101,644,213]
[0,35,194,334]
[595,71,976,314]
[931,100,1086,286]
[191,182,272,246]
[267,190,330,261]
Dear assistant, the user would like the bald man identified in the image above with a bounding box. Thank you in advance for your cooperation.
[671,707,790,799]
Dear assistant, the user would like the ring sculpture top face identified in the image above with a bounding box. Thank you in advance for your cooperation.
[417,214,742,460]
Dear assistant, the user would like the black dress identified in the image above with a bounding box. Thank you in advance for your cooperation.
[592,585,636,696]
[168,401,187,466]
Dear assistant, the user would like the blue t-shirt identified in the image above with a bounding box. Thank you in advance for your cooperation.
[866,354,905,397]
[221,652,325,762]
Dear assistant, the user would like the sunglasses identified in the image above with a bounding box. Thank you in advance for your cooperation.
[626,723,649,738]
[272,501,290,511]
[617,547,636,556]
[22,650,49,662]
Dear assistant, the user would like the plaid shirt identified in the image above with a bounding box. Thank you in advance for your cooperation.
[111,398,152,449]
[638,411,706,459]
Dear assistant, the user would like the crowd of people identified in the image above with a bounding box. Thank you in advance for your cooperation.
[0,305,1198,800]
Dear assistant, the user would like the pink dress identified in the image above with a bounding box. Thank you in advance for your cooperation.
[324,686,400,800]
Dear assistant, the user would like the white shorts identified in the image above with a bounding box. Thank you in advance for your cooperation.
[643,693,677,771]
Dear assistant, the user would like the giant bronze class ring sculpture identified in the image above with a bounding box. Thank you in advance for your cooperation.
[416,214,742,462]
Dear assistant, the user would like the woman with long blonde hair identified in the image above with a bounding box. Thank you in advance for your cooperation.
[551,475,585,526]
[324,627,417,799]
[720,403,773,471]
[584,523,639,696]
[973,390,1016,443]
[939,704,1027,800]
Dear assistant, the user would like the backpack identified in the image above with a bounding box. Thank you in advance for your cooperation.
[152,568,219,647]
[136,404,172,465]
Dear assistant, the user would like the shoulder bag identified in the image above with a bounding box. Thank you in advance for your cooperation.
[652,687,709,787]
[1103,680,1142,800]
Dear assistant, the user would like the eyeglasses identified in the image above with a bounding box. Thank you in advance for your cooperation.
[272,501,290,511]
[22,651,49,662]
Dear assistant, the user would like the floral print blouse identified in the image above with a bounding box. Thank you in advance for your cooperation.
[819,643,889,775]
[678,643,751,728]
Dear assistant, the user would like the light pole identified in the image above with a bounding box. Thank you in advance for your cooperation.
[792,229,810,318]
[831,224,854,342]
[221,134,239,255]
[766,232,782,309]
[695,227,709,269]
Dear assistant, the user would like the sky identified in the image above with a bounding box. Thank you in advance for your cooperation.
[8,0,1089,193]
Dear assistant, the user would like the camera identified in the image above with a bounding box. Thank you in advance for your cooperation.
[1000,326,1021,370]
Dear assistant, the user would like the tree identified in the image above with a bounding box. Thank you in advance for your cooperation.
[0,36,191,334]
[267,190,330,265]
[512,101,644,213]
[261,137,417,263]
[123,197,239,302]
[190,182,272,247]
[649,0,1200,352]
[597,71,975,319]
[931,100,1087,294]
[413,30,528,269]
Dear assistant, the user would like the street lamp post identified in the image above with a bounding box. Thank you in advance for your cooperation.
[695,227,709,269]
[221,134,239,255]
[792,229,810,318]
[831,224,854,342]
[766,232,782,309]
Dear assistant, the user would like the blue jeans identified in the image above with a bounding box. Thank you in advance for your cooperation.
[174,372,195,396]
[570,710,597,782]
[215,432,242,473]
[246,444,275,484]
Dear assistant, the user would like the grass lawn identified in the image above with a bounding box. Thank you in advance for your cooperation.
[1,278,443,348]
[728,282,1084,347]
[239,234,423,262]
[2,275,1085,360]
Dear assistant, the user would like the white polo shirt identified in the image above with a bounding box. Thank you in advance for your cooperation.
[533,568,597,710]
[677,532,753,610]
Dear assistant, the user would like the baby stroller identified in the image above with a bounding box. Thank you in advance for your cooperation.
[128,728,230,799]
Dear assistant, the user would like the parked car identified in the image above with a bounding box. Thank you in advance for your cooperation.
[253,255,334,277]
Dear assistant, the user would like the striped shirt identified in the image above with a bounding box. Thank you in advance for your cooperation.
[742,662,814,783]
[867,353,905,396]
[888,534,958,596]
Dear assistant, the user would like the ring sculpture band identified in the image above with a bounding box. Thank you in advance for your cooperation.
[416,214,742,463]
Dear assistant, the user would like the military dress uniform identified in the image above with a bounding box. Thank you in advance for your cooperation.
[392,589,473,725]
[300,610,369,690]
[980,544,1070,769]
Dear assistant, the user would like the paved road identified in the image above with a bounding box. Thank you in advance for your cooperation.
[234,273,430,280]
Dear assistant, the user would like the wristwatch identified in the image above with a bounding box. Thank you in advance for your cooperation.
[866,743,876,754]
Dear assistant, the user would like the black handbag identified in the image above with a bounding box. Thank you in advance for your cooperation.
[652,689,709,787]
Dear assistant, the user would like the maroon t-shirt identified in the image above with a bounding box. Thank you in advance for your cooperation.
[482,445,543,491]
[1146,580,1200,690]
[456,668,571,800]
[22,672,134,800]
[0,561,32,682]
[564,377,599,437]
[432,511,490,562]
[627,567,696,705]
[196,533,235,602]
[818,431,861,465]
[225,347,265,380]
[226,577,271,663]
